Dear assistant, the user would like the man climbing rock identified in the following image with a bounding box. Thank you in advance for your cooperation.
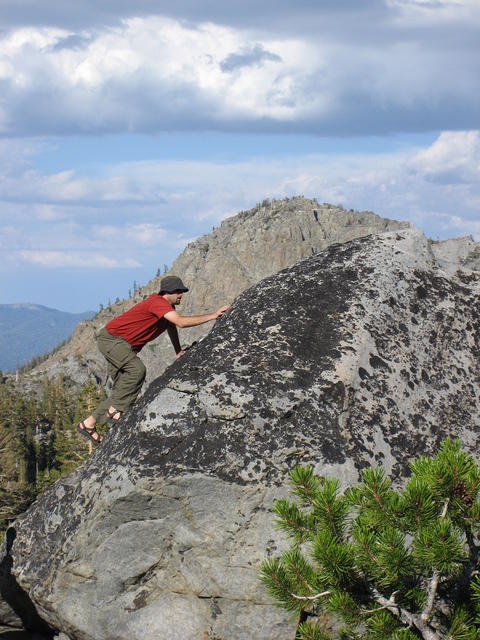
[76,275,229,444]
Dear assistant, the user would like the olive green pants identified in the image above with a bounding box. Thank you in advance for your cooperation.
[92,328,146,425]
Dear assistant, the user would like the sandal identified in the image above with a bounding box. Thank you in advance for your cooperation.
[106,408,123,424]
[76,421,103,445]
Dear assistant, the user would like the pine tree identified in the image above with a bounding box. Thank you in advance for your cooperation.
[0,382,37,535]
[73,380,104,425]
[260,440,480,640]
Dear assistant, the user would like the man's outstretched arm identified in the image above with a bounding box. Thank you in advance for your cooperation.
[164,305,229,329]
[166,323,183,357]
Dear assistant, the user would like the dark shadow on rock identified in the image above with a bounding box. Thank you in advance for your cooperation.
[0,633,51,639]
[0,529,54,639]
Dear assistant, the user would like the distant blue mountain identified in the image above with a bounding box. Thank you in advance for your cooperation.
[0,303,95,372]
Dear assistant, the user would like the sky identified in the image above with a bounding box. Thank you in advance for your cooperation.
[0,0,479,312]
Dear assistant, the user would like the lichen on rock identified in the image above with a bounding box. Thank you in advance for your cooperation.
[1,227,480,640]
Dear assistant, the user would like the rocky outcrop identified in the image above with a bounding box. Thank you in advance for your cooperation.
[430,235,480,273]
[22,197,409,390]
[2,228,480,639]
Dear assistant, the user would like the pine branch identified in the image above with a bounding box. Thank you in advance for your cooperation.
[296,619,331,640]
[421,499,449,625]
[289,590,331,602]
[283,548,317,596]
[422,571,441,626]
[290,466,321,506]
[372,588,439,640]
[362,590,399,614]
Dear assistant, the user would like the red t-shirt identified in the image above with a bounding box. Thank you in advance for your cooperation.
[105,295,174,352]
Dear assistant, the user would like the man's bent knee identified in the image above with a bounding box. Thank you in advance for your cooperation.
[127,357,146,384]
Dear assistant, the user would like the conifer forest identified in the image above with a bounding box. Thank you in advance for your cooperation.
[0,375,105,540]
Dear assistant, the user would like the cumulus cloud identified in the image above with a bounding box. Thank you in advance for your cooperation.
[19,250,140,268]
[0,7,478,136]
[1,130,479,276]
[407,131,480,184]
[2,128,480,310]
[1,2,477,310]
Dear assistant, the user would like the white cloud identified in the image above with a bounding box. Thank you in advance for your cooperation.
[1,129,480,283]
[93,223,167,246]
[407,131,480,183]
[0,2,478,310]
[19,250,140,268]
[0,10,478,136]
[0,17,310,131]
[34,203,71,221]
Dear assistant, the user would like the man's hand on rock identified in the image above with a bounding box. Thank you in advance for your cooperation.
[216,305,230,318]
[176,350,186,359]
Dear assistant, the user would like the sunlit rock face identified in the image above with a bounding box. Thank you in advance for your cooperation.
[24,197,409,390]
[2,228,480,640]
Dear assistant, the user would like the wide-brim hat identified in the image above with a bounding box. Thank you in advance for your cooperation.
[159,275,189,293]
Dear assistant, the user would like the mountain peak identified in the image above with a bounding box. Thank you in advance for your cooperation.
[19,198,409,386]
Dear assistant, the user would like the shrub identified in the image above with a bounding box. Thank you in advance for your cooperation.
[260,440,480,639]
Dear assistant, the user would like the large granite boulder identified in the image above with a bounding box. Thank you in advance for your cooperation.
[1,228,480,639]
[23,197,408,390]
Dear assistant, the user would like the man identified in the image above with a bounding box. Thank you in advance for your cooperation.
[76,275,229,444]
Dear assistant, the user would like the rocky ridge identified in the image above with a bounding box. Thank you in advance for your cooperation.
[21,197,410,390]
[1,227,480,640]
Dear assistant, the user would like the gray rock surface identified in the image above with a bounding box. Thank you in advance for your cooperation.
[22,197,409,390]
[2,228,480,639]
[430,235,480,273]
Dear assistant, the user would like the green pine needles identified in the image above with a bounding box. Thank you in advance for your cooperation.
[260,440,480,640]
